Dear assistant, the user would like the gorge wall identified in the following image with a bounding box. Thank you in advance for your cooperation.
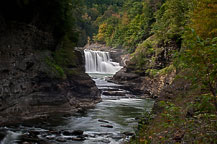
[0,21,100,125]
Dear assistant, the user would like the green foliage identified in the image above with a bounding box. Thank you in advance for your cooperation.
[180,30,217,98]
[152,0,191,44]
[193,94,216,113]
[84,0,124,15]
[145,69,159,77]
[132,96,217,143]
[94,0,158,52]
[131,37,155,69]
[190,0,217,39]
[45,57,66,79]
[77,0,124,45]
[45,36,81,78]
[158,64,176,75]
[116,0,217,143]
[159,101,183,128]
[175,0,217,105]
[54,37,77,68]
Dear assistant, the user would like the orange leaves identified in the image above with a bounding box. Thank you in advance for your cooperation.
[191,0,217,39]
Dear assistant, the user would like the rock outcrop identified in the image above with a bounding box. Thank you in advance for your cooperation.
[0,23,100,126]
[112,67,176,98]
[111,39,180,98]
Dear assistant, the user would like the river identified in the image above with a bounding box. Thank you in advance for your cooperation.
[0,74,154,144]
[0,50,154,144]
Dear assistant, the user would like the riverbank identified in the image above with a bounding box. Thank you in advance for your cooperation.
[112,65,217,143]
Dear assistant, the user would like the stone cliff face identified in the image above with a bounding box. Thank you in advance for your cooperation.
[112,39,180,99]
[112,67,176,98]
[0,23,100,125]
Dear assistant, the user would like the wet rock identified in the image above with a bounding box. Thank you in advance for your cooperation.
[98,119,109,123]
[100,125,113,128]
[22,142,31,144]
[71,136,86,141]
[111,133,124,140]
[62,130,84,136]
[99,88,120,92]
[48,130,61,135]
[102,91,126,96]
[123,132,134,136]
[72,130,84,135]
[56,137,67,142]
[46,135,56,140]
[19,135,49,144]
[62,130,73,136]
[96,139,110,143]
[0,131,6,140]
[28,130,40,137]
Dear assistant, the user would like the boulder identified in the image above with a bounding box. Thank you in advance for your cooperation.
[102,91,126,96]
[62,130,84,136]
[100,125,113,128]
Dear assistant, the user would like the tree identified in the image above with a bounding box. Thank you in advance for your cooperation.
[181,0,217,107]
[152,0,190,44]
[190,0,217,39]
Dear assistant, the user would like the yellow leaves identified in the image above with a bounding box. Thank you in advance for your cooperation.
[98,23,108,33]
[96,33,105,42]
[94,23,108,42]
[121,12,129,25]
[210,28,217,36]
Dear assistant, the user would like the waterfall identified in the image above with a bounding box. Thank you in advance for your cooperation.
[84,49,122,74]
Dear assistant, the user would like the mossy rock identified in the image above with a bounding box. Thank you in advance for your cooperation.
[130,35,160,70]
[44,36,83,79]
[54,36,78,68]
[45,57,66,79]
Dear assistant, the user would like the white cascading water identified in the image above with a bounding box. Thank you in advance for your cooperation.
[84,49,122,74]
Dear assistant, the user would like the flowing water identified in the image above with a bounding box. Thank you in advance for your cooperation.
[84,50,122,74]
[0,50,154,144]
